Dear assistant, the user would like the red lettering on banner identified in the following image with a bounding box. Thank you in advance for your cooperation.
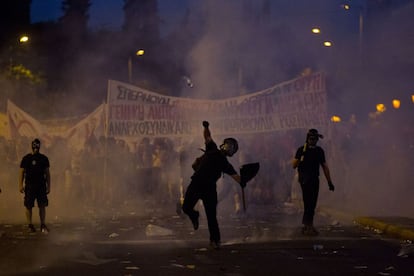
[147,105,183,120]
[110,104,144,120]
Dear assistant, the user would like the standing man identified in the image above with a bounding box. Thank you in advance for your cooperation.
[19,138,51,233]
[292,129,334,236]
[182,121,243,249]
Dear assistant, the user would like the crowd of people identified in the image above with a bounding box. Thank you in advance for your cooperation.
[1,113,413,225]
[0,129,297,216]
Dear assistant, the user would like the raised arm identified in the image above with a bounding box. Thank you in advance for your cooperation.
[202,121,212,144]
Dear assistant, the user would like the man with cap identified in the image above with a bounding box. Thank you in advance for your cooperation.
[292,129,334,236]
[182,121,243,249]
[19,138,51,233]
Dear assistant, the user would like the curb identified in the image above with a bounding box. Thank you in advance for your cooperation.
[296,204,414,242]
[319,206,414,242]
[355,217,414,242]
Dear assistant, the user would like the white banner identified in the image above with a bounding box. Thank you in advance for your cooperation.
[106,72,328,138]
[63,103,106,150]
[7,100,51,144]
[5,73,328,145]
[7,100,106,150]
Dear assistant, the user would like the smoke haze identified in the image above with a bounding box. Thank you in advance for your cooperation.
[1,0,414,230]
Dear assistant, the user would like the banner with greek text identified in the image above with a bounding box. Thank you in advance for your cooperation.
[106,72,328,138]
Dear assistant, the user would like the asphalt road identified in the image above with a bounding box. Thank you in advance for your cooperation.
[1,202,413,276]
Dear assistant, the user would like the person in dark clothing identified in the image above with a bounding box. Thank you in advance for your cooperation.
[18,138,51,233]
[182,121,243,249]
[292,129,334,236]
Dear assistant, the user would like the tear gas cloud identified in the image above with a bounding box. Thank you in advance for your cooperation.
[1,0,414,233]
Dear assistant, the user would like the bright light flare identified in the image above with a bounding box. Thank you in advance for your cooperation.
[136,49,145,56]
[411,94,414,103]
[342,4,350,10]
[19,35,29,43]
[376,103,386,113]
[323,41,332,47]
[392,99,400,109]
[330,115,341,123]
[312,28,321,34]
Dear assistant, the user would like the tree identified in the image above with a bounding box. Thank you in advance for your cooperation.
[60,0,91,37]
[122,0,177,92]
[0,0,31,51]
[123,0,160,45]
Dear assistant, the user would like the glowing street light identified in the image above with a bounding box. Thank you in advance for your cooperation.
[136,49,145,56]
[411,94,414,103]
[376,103,386,113]
[323,41,333,47]
[341,2,364,61]
[128,49,145,83]
[19,35,29,43]
[330,115,341,123]
[6,34,31,72]
[311,28,321,34]
[392,99,400,109]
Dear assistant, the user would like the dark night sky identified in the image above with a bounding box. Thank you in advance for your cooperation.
[31,0,190,31]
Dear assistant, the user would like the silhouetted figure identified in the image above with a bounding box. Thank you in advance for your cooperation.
[182,121,243,249]
[18,139,51,233]
[292,129,334,236]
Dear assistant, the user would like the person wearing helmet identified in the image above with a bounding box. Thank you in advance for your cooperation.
[182,121,243,249]
[292,129,334,236]
[18,138,51,233]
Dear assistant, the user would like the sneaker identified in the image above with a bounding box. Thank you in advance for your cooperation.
[190,211,199,230]
[209,241,221,250]
[28,224,36,233]
[40,224,49,234]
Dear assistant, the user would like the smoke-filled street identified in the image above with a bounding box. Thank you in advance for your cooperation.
[1,1,414,274]
[1,201,414,275]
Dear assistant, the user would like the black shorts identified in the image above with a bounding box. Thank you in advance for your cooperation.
[24,185,48,208]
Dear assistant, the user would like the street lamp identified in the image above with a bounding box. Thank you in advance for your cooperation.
[323,41,333,47]
[392,99,400,109]
[310,27,333,47]
[19,35,29,43]
[330,115,341,123]
[5,34,30,70]
[128,49,145,83]
[311,28,321,34]
[341,2,365,61]
[376,103,386,113]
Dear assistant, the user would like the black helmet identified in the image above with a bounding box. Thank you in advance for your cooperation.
[306,129,323,142]
[31,138,41,151]
[220,137,238,157]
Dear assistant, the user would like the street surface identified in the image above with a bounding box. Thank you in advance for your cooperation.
[1,202,413,276]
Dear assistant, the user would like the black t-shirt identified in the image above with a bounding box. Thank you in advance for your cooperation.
[20,153,50,186]
[191,140,237,185]
[295,145,325,179]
